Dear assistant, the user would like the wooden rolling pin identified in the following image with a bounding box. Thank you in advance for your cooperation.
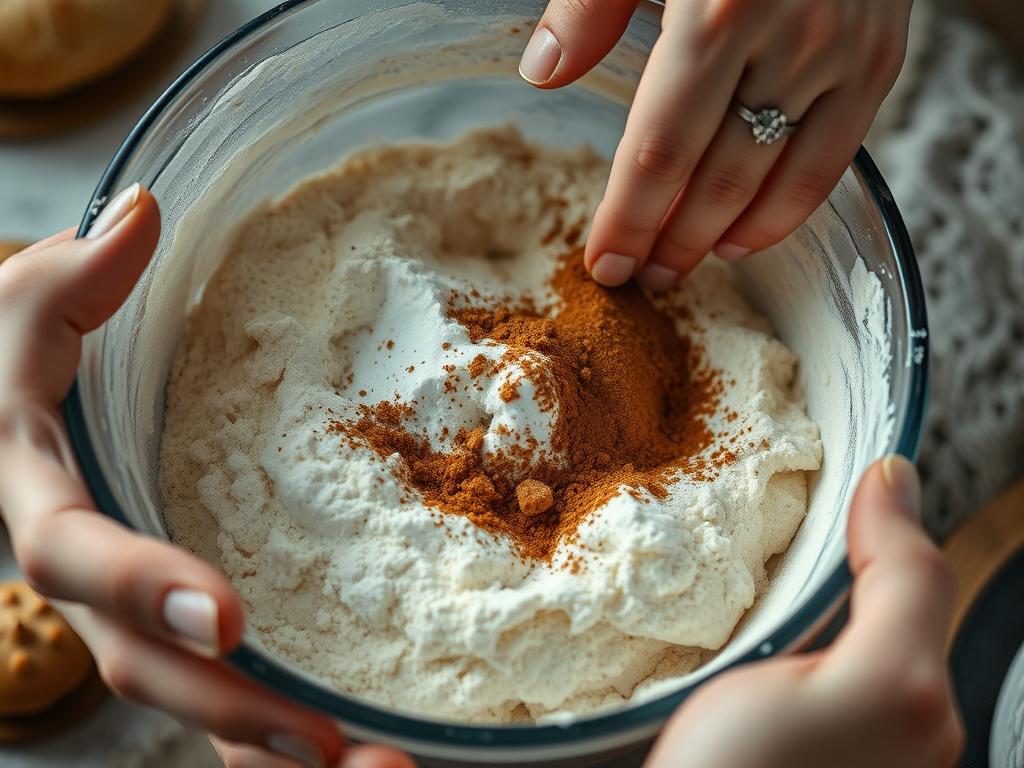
[944,477,1024,650]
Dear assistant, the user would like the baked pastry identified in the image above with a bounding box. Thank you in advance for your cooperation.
[0,582,92,716]
[0,0,175,99]
[0,242,28,264]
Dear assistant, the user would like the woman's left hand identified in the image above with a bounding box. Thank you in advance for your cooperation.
[519,0,912,288]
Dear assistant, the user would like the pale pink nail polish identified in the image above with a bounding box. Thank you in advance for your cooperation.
[635,263,678,291]
[518,27,561,85]
[881,455,922,520]
[87,184,141,239]
[714,243,752,261]
[163,588,219,657]
[590,253,636,286]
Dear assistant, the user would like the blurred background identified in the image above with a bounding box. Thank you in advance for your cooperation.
[0,0,1021,766]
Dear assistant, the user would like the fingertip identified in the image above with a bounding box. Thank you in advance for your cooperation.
[713,242,752,261]
[519,25,561,87]
[338,745,417,768]
[590,252,636,286]
[846,456,926,574]
[881,453,922,518]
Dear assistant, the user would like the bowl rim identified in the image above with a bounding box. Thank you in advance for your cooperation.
[62,0,930,754]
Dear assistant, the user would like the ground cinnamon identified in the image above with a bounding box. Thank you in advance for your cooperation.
[330,248,727,561]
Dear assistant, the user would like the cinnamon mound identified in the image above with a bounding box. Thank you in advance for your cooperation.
[335,249,724,560]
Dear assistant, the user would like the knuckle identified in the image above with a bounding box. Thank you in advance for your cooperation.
[798,3,842,48]
[786,168,837,211]
[634,132,696,184]
[703,165,756,208]
[887,664,956,738]
[869,34,907,87]
[595,200,661,237]
[913,545,956,599]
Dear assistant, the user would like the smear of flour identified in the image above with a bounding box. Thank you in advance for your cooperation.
[159,128,823,722]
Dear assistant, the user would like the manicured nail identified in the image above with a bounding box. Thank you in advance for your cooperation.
[87,183,141,239]
[591,253,636,286]
[882,454,922,519]
[715,243,752,261]
[518,27,561,85]
[163,589,219,657]
[635,263,678,291]
[268,733,325,768]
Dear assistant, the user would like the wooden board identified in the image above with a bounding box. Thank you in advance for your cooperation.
[944,477,1024,650]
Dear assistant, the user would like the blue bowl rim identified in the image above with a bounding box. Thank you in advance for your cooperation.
[62,0,929,751]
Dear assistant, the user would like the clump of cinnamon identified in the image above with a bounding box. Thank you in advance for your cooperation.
[517,479,554,516]
[332,247,727,560]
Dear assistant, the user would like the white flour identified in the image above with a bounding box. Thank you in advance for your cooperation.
[159,128,822,721]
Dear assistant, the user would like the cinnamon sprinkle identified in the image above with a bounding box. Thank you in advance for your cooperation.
[329,248,729,560]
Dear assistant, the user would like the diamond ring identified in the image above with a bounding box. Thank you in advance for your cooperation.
[733,101,797,145]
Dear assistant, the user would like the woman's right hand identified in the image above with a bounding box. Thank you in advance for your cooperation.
[0,186,414,768]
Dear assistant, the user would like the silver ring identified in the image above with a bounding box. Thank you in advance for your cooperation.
[733,100,797,145]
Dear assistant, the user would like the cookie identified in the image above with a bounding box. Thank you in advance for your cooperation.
[0,242,29,264]
[0,0,176,100]
[0,581,93,717]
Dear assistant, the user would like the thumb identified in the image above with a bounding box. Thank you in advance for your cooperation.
[835,456,954,666]
[0,184,159,402]
[518,0,639,88]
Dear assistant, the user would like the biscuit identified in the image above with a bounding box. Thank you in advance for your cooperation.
[0,581,93,717]
[0,242,28,264]
[0,0,176,99]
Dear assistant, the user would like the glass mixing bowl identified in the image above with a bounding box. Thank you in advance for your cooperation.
[63,1,928,765]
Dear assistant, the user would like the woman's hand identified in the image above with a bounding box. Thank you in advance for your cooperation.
[644,456,964,768]
[520,0,912,288]
[0,187,413,768]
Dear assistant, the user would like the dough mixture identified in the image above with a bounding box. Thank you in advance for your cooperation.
[160,127,822,721]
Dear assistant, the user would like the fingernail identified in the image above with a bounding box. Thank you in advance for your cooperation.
[591,253,636,286]
[882,454,922,519]
[635,263,678,292]
[163,589,219,657]
[715,243,752,261]
[518,27,560,85]
[87,183,141,239]
[268,733,325,768]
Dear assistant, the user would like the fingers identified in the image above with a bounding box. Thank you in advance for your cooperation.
[518,0,638,88]
[60,605,344,768]
[334,746,418,768]
[211,739,418,768]
[211,738,306,768]
[638,30,849,286]
[715,85,879,255]
[584,21,748,285]
[0,401,244,657]
[718,16,907,254]
[0,185,160,403]
[837,456,954,666]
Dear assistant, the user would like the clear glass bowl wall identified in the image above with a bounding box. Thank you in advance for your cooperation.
[64,0,928,765]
